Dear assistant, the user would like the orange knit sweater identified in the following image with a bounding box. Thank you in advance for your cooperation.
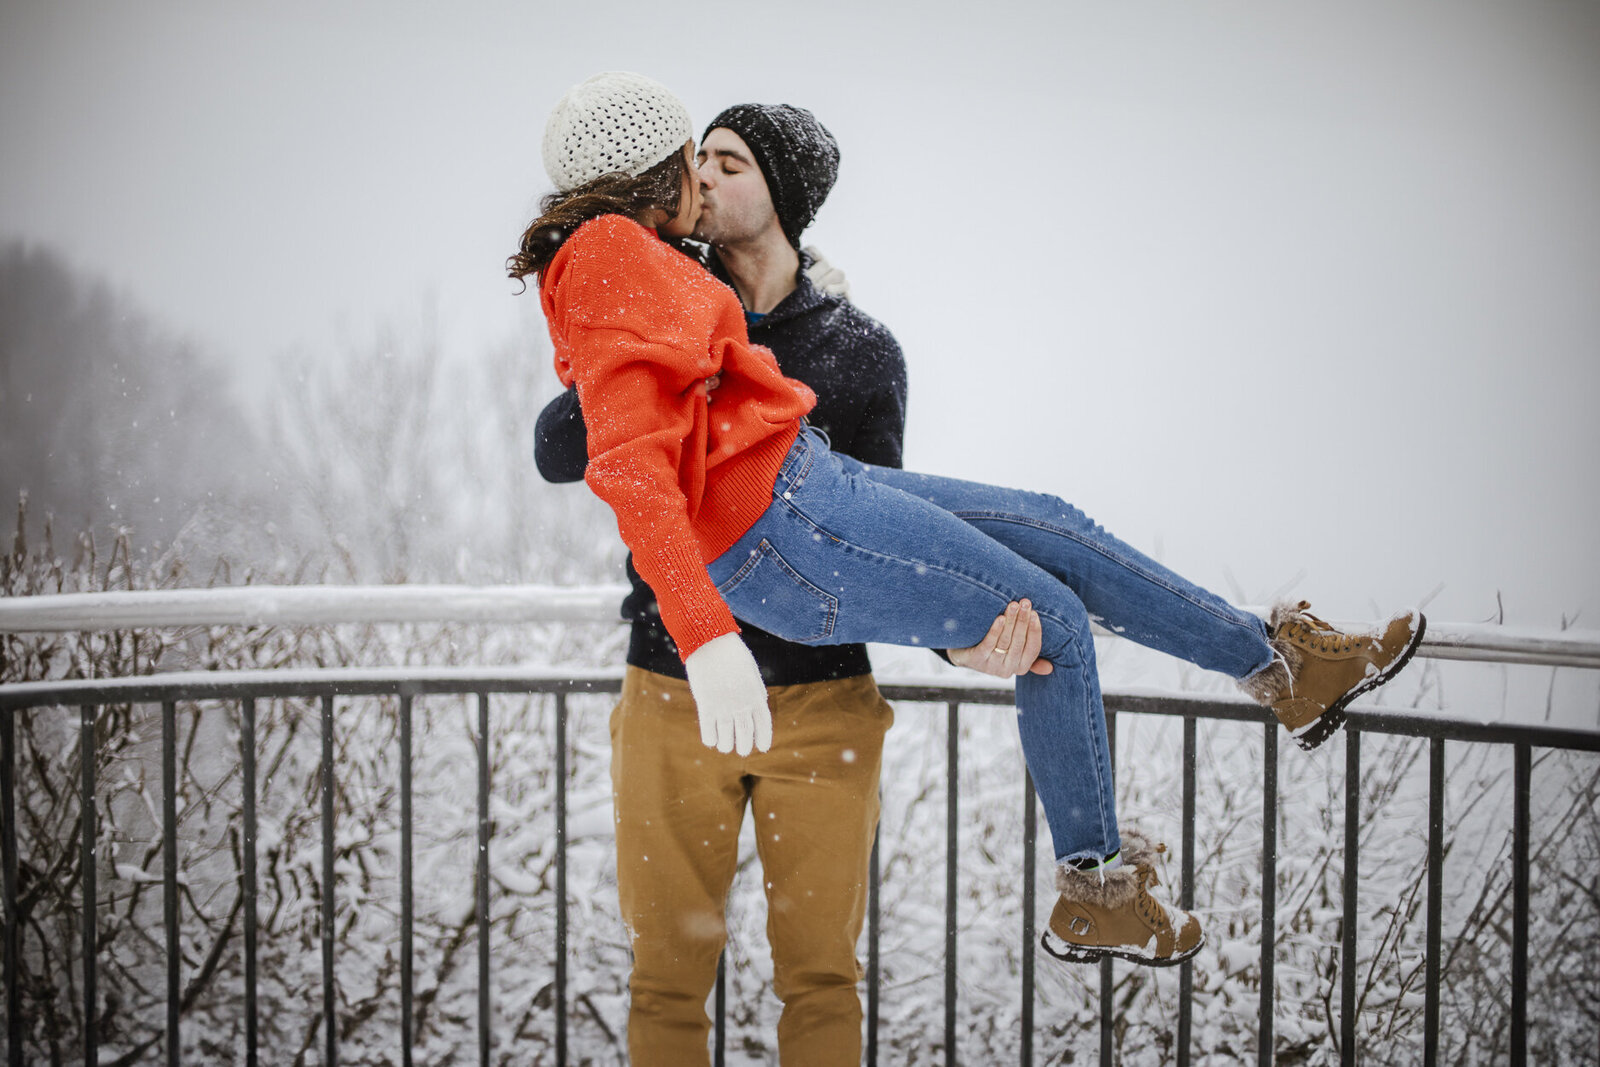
[540,214,817,658]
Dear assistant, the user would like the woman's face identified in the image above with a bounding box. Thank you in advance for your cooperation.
[657,140,703,238]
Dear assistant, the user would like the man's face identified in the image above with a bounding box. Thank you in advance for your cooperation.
[694,128,779,246]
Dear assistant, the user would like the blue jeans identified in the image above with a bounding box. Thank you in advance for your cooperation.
[707,428,1275,866]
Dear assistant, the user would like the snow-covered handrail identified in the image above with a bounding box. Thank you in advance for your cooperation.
[1,586,1597,670]
[0,583,632,631]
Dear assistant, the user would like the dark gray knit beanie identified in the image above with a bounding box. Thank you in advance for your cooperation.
[704,104,839,247]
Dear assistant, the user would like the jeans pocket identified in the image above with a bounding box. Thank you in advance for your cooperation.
[716,539,837,644]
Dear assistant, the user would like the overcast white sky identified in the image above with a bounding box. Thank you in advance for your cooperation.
[3,1,1598,679]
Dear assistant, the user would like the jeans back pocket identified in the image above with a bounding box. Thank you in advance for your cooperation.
[715,539,837,644]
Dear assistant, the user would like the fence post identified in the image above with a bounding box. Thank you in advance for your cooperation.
[1260,722,1277,1066]
[1178,716,1196,1067]
[242,698,259,1067]
[1424,737,1444,1067]
[1021,774,1036,1067]
[1341,729,1360,1067]
[399,694,415,1067]
[79,706,97,1067]
[946,701,960,1067]
[477,692,492,1067]
[1099,710,1117,1067]
[320,695,337,1067]
[1512,743,1530,1066]
[2,707,18,1067]
[164,700,181,1067]
[555,692,569,1067]
[868,820,881,1067]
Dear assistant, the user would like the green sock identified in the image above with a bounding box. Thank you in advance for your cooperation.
[1067,849,1122,873]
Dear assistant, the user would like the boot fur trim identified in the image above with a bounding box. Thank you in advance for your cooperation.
[1236,602,1306,707]
[1054,830,1163,905]
[1266,599,1309,634]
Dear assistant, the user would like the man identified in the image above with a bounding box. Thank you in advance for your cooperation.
[533,103,1045,1065]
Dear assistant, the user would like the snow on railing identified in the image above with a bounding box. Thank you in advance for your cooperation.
[0,583,633,631]
[2,584,1598,670]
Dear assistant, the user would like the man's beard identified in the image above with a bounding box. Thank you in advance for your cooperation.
[694,199,766,246]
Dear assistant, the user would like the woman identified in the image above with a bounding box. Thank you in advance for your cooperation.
[513,72,1425,967]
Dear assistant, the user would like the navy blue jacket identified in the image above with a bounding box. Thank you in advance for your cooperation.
[534,249,907,685]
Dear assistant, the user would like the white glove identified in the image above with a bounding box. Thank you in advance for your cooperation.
[684,633,774,755]
[803,245,851,299]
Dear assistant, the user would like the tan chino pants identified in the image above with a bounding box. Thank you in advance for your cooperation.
[610,665,893,1066]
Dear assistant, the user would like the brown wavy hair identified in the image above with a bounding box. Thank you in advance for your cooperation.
[507,148,691,289]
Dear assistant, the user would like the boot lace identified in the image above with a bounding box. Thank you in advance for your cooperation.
[1281,601,1367,655]
[1133,864,1172,934]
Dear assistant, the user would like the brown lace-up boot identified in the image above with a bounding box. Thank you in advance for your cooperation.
[1240,600,1426,751]
[1041,832,1203,967]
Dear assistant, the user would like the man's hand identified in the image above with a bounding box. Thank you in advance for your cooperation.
[683,633,774,754]
[947,600,1054,678]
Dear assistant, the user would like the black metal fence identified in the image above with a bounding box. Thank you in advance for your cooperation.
[3,669,1597,1066]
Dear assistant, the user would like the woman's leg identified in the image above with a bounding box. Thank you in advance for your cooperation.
[844,461,1277,682]
[710,433,1122,866]
[840,459,1424,752]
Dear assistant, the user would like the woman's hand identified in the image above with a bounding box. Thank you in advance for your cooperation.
[683,632,773,754]
[948,600,1054,678]
[803,245,851,298]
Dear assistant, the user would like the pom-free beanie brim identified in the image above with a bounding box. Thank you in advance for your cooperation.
[543,71,693,192]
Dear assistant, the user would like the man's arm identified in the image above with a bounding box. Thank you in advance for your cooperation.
[534,386,588,483]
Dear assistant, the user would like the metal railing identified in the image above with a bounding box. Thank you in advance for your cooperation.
[3,588,1598,1065]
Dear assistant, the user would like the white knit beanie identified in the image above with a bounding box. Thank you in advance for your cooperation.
[542,72,694,192]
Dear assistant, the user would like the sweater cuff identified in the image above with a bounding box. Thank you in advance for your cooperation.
[648,541,740,660]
